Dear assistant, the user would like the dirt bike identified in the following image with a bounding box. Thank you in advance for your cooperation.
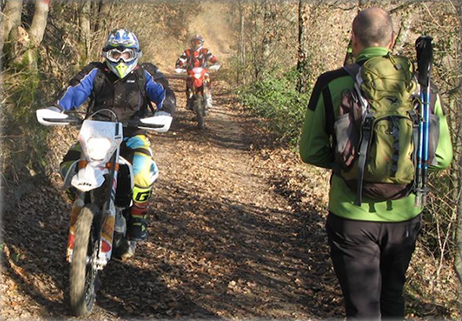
[36,108,171,317]
[175,64,220,130]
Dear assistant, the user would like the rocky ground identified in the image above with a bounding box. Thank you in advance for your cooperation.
[1,75,458,320]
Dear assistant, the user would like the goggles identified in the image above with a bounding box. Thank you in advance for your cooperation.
[103,48,139,63]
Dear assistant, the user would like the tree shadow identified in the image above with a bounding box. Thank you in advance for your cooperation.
[1,179,221,319]
[150,176,343,319]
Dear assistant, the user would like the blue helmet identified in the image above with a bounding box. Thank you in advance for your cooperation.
[102,28,142,78]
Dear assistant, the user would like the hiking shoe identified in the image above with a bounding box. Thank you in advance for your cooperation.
[126,217,147,241]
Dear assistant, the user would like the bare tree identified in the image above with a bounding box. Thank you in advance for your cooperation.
[262,0,273,68]
[29,0,49,45]
[79,0,91,59]
[343,0,363,66]
[1,0,49,69]
[93,0,112,33]
[455,0,462,295]
[296,0,306,92]
[237,0,246,84]
[1,0,23,54]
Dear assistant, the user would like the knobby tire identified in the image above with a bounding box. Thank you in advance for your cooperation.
[69,205,98,316]
[194,95,205,130]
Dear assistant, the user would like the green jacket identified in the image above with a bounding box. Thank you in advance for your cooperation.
[299,47,453,222]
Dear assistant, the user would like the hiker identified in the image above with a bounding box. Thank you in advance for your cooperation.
[299,7,453,320]
[55,28,176,249]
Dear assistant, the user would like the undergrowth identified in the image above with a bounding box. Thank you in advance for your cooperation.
[236,67,311,146]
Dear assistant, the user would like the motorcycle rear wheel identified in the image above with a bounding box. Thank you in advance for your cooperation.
[69,205,99,317]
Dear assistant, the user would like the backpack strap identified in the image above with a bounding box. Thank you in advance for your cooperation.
[355,112,374,206]
[343,63,361,79]
[344,63,370,205]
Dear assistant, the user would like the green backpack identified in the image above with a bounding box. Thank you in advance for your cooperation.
[334,53,439,205]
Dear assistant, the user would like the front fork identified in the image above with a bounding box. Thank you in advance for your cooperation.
[186,77,210,103]
[66,155,119,270]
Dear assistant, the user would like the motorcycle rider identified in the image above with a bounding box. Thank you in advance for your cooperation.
[175,34,219,111]
[55,28,176,254]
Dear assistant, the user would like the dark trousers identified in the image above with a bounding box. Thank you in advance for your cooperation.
[326,212,422,320]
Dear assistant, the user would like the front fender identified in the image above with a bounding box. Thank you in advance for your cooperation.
[71,164,108,192]
[193,78,204,90]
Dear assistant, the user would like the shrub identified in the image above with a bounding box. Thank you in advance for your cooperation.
[236,67,311,145]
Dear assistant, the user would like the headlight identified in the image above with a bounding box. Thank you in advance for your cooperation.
[194,73,202,79]
[86,137,112,161]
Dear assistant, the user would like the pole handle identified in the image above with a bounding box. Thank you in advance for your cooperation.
[415,36,433,87]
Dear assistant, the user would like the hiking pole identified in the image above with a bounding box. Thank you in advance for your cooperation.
[415,36,433,207]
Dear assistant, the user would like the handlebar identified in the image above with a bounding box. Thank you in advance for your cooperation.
[41,117,82,125]
[123,119,163,129]
[37,108,172,133]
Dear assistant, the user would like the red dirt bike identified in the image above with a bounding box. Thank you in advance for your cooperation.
[176,64,220,130]
[36,108,171,316]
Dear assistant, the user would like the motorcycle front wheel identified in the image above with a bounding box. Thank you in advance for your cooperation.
[193,94,205,130]
[69,204,99,316]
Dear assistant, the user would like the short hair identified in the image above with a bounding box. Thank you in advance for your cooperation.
[352,8,393,48]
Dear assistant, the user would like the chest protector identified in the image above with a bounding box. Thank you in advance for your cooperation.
[186,49,207,68]
[89,63,148,121]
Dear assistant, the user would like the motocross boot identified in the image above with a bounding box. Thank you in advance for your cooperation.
[126,200,149,241]
[120,240,137,260]
[186,85,194,110]
[204,93,212,114]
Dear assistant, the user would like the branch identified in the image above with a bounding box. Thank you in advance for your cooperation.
[389,2,417,15]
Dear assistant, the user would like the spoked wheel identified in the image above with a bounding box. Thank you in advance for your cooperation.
[193,95,205,130]
[69,205,99,317]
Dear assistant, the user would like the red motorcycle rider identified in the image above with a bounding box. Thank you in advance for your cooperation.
[175,35,219,111]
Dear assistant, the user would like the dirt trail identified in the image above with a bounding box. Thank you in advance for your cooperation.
[1,76,342,320]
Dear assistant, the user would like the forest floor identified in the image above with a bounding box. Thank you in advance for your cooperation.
[1,76,459,320]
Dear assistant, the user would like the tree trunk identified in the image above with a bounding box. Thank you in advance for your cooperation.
[343,0,363,66]
[79,0,91,59]
[94,0,112,33]
[251,1,259,81]
[237,0,246,85]
[455,2,462,299]
[296,0,306,92]
[393,15,413,55]
[29,0,49,46]
[1,0,23,53]
[261,0,273,74]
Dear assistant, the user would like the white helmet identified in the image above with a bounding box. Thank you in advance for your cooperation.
[190,35,205,51]
[102,28,142,79]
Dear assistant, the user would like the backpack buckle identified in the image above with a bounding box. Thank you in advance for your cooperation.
[362,115,373,130]
[408,109,419,127]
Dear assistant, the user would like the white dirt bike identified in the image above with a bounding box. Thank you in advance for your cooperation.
[36,108,171,316]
